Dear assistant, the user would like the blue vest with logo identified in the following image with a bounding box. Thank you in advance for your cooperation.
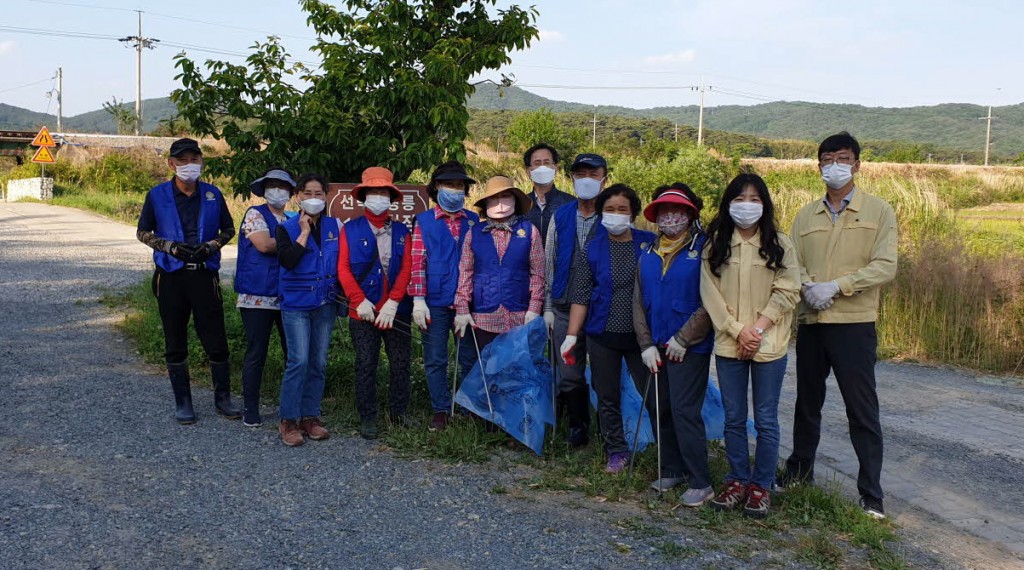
[234,204,283,297]
[150,180,223,272]
[638,233,713,354]
[345,216,412,315]
[279,216,341,311]
[414,208,479,308]
[470,219,533,313]
[553,201,590,301]
[582,226,655,336]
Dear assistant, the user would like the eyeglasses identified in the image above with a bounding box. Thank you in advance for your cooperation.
[819,155,856,166]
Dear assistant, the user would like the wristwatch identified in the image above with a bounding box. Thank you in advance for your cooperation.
[754,327,765,335]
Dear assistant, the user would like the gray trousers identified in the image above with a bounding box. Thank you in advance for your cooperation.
[552,304,588,393]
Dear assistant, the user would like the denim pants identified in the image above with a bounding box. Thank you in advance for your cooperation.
[421,306,475,413]
[716,355,788,489]
[280,303,337,421]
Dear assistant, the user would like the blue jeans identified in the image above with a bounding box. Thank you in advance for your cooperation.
[280,303,337,421]
[421,306,474,412]
[716,355,788,489]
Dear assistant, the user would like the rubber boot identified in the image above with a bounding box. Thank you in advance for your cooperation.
[241,367,263,427]
[168,361,196,425]
[565,387,591,448]
[211,360,242,419]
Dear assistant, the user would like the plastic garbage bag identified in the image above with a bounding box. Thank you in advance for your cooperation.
[585,362,657,453]
[454,319,555,454]
[703,376,757,440]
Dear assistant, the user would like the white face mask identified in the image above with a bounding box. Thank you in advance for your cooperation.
[363,194,392,216]
[175,163,202,184]
[821,162,854,189]
[265,188,291,209]
[486,195,515,219]
[530,165,556,185]
[573,176,604,200]
[601,212,631,235]
[300,198,326,215]
[729,202,763,229]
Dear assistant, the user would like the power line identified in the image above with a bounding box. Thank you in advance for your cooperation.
[0,24,120,40]
[0,75,55,95]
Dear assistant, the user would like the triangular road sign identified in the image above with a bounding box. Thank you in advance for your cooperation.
[31,126,56,147]
[31,146,56,164]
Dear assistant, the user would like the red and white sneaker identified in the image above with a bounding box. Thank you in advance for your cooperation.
[710,480,748,512]
[743,484,771,518]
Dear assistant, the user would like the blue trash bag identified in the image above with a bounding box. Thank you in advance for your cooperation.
[454,318,555,455]
[585,361,657,453]
[703,376,757,440]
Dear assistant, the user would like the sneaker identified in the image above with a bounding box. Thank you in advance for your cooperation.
[743,484,771,519]
[604,452,630,474]
[279,420,305,447]
[242,411,263,428]
[359,419,378,440]
[299,416,330,441]
[860,495,886,519]
[710,481,748,512]
[680,485,715,507]
[566,426,590,449]
[428,412,450,432]
[650,477,686,493]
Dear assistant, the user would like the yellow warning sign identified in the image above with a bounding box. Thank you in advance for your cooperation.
[31,145,56,164]
[31,126,56,147]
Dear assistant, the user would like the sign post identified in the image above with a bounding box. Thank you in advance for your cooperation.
[326,183,431,230]
[30,126,57,181]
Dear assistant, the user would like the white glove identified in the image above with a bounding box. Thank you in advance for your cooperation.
[412,297,430,330]
[559,335,577,365]
[543,310,555,331]
[356,299,376,322]
[453,313,475,337]
[641,346,662,373]
[803,281,840,310]
[524,310,540,324]
[666,337,687,362]
[375,299,399,330]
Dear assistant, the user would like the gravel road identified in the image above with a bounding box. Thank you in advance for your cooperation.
[2,201,1018,569]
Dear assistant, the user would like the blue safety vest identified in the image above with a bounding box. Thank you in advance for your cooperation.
[279,216,341,311]
[149,180,223,272]
[550,201,583,301]
[470,220,533,313]
[638,233,713,354]
[345,216,412,314]
[582,225,655,336]
[234,204,283,297]
[415,209,479,308]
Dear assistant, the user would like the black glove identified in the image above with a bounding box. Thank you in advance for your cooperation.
[168,242,197,261]
[189,243,215,263]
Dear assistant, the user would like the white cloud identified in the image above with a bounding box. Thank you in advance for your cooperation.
[0,41,15,56]
[538,29,565,43]
[642,49,697,65]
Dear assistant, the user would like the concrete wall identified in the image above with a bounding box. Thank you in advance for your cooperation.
[4,178,54,202]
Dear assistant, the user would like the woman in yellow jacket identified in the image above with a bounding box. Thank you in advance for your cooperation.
[700,173,801,518]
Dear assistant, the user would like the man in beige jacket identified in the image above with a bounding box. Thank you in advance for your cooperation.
[781,132,898,520]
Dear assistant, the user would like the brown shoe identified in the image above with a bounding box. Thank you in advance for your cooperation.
[279,419,305,447]
[299,416,330,441]
[428,412,450,432]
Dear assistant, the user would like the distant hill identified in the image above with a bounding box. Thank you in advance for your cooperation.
[469,85,1024,158]
[0,97,178,134]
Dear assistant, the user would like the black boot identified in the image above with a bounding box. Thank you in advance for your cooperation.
[565,387,591,449]
[241,367,263,427]
[168,362,196,425]
[211,360,242,419]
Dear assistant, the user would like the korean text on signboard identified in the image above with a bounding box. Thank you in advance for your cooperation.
[326,183,430,230]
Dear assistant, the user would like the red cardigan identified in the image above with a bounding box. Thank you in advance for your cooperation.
[336,215,412,320]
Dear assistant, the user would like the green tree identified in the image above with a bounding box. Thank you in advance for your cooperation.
[172,0,538,196]
[505,108,586,160]
[102,97,139,136]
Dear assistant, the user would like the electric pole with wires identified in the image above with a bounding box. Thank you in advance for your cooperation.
[119,11,158,135]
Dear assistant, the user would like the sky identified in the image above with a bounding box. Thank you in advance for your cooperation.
[1,0,1022,117]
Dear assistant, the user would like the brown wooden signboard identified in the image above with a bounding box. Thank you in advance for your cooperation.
[326,183,431,230]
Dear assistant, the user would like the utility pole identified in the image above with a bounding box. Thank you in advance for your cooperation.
[694,77,712,146]
[591,108,597,149]
[674,122,678,142]
[120,11,158,135]
[980,105,995,166]
[56,67,62,132]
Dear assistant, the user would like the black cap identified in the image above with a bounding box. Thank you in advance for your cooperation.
[570,153,607,171]
[169,138,202,157]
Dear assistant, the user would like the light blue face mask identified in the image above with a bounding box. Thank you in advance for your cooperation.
[573,176,603,200]
[437,187,466,212]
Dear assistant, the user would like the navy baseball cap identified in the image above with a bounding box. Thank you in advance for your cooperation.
[570,153,607,171]
[169,138,201,157]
